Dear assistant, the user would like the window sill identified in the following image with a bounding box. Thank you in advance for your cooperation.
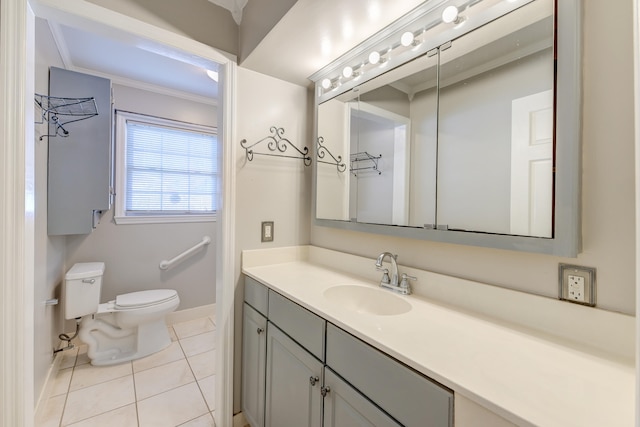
[114,214,216,225]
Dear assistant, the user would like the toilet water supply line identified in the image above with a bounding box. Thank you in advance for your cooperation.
[159,235,212,270]
[54,318,81,354]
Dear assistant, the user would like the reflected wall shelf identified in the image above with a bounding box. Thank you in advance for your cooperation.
[350,152,382,176]
[35,93,99,140]
[316,136,346,172]
[241,126,311,166]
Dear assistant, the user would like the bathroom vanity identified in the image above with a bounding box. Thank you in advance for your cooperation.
[243,275,452,427]
[241,246,634,427]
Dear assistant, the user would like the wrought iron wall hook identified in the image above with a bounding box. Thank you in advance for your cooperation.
[34,94,99,140]
[316,136,346,173]
[350,152,382,176]
[240,126,311,166]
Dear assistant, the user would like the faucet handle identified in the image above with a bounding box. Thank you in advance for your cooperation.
[400,273,416,291]
[376,266,391,284]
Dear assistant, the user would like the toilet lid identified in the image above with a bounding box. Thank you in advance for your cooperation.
[115,289,178,309]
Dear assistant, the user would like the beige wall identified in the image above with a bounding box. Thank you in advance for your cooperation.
[65,84,218,310]
[87,0,238,56]
[238,0,297,62]
[233,67,312,412]
[311,0,636,315]
[33,17,67,404]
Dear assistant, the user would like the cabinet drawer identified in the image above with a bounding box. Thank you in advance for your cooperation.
[244,276,269,316]
[268,290,325,361]
[326,324,453,427]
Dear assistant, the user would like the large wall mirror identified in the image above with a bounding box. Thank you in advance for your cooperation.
[312,0,581,256]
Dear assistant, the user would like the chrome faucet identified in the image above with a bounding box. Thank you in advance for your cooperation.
[375,252,415,295]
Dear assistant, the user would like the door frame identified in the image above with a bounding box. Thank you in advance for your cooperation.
[0,1,237,426]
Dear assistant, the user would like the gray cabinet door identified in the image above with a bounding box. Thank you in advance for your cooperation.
[265,323,322,427]
[323,368,401,427]
[242,303,267,427]
[47,67,112,235]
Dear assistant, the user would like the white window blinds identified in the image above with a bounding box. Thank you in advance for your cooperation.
[124,118,217,216]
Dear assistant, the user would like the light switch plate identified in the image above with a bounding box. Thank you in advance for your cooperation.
[559,264,596,306]
[261,221,274,242]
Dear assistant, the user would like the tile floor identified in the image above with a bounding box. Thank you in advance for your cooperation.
[38,316,217,427]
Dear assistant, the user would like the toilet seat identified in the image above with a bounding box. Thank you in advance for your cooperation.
[115,289,178,310]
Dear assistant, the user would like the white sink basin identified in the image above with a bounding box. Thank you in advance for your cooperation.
[323,284,411,316]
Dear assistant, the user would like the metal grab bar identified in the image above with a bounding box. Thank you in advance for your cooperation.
[159,236,211,270]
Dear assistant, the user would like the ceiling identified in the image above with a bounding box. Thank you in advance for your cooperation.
[40,0,427,102]
[44,20,219,103]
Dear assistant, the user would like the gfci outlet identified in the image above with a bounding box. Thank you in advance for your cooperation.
[567,275,585,302]
[559,264,596,306]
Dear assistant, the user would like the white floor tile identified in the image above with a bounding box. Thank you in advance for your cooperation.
[51,367,73,396]
[75,345,91,366]
[134,358,195,401]
[59,347,79,370]
[69,361,132,391]
[179,412,216,426]
[168,326,178,342]
[179,331,215,357]
[137,382,209,427]
[133,341,185,373]
[47,315,218,427]
[36,394,66,427]
[61,375,135,426]
[65,403,138,427]
[187,350,216,380]
[173,317,215,340]
[198,375,216,412]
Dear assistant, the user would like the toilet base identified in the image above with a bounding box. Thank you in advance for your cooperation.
[79,315,172,366]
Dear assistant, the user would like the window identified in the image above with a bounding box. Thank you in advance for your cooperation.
[114,111,217,224]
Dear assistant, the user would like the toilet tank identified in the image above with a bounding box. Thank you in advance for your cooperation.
[64,262,105,319]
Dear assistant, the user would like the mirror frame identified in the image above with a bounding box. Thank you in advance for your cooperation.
[310,0,581,257]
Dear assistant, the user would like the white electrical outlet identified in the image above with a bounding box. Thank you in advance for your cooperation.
[559,264,596,306]
[567,275,585,302]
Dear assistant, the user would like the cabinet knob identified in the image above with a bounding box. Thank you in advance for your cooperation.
[309,376,319,386]
[321,386,331,397]
[257,327,264,334]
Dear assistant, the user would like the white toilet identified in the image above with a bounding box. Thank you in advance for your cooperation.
[64,262,180,366]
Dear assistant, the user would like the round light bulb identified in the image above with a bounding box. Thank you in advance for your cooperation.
[400,31,414,47]
[342,66,354,79]
[368,51,381,65]
[321,78,332,90]
[442,5,459,24]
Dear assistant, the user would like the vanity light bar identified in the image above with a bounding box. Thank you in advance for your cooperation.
[318,2,473,94]
[313,0,533,100]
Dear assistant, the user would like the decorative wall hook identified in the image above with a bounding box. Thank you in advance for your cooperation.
[316,136,346,173]
[240,126,311,166]
[34,94,98,140]
[350,152,382,176]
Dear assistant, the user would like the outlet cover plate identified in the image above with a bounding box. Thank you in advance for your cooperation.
[261,221,274,243]
[559,263,596,306]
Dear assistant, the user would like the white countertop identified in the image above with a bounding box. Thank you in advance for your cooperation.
[242,246,635,427]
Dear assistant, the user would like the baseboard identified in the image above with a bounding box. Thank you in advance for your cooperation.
[233,412,249,427]
[166,303,216,325]
[33,349,63,425]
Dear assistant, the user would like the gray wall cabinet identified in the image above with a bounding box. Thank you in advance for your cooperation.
[47,67,112,235]
[242,276,453,427]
